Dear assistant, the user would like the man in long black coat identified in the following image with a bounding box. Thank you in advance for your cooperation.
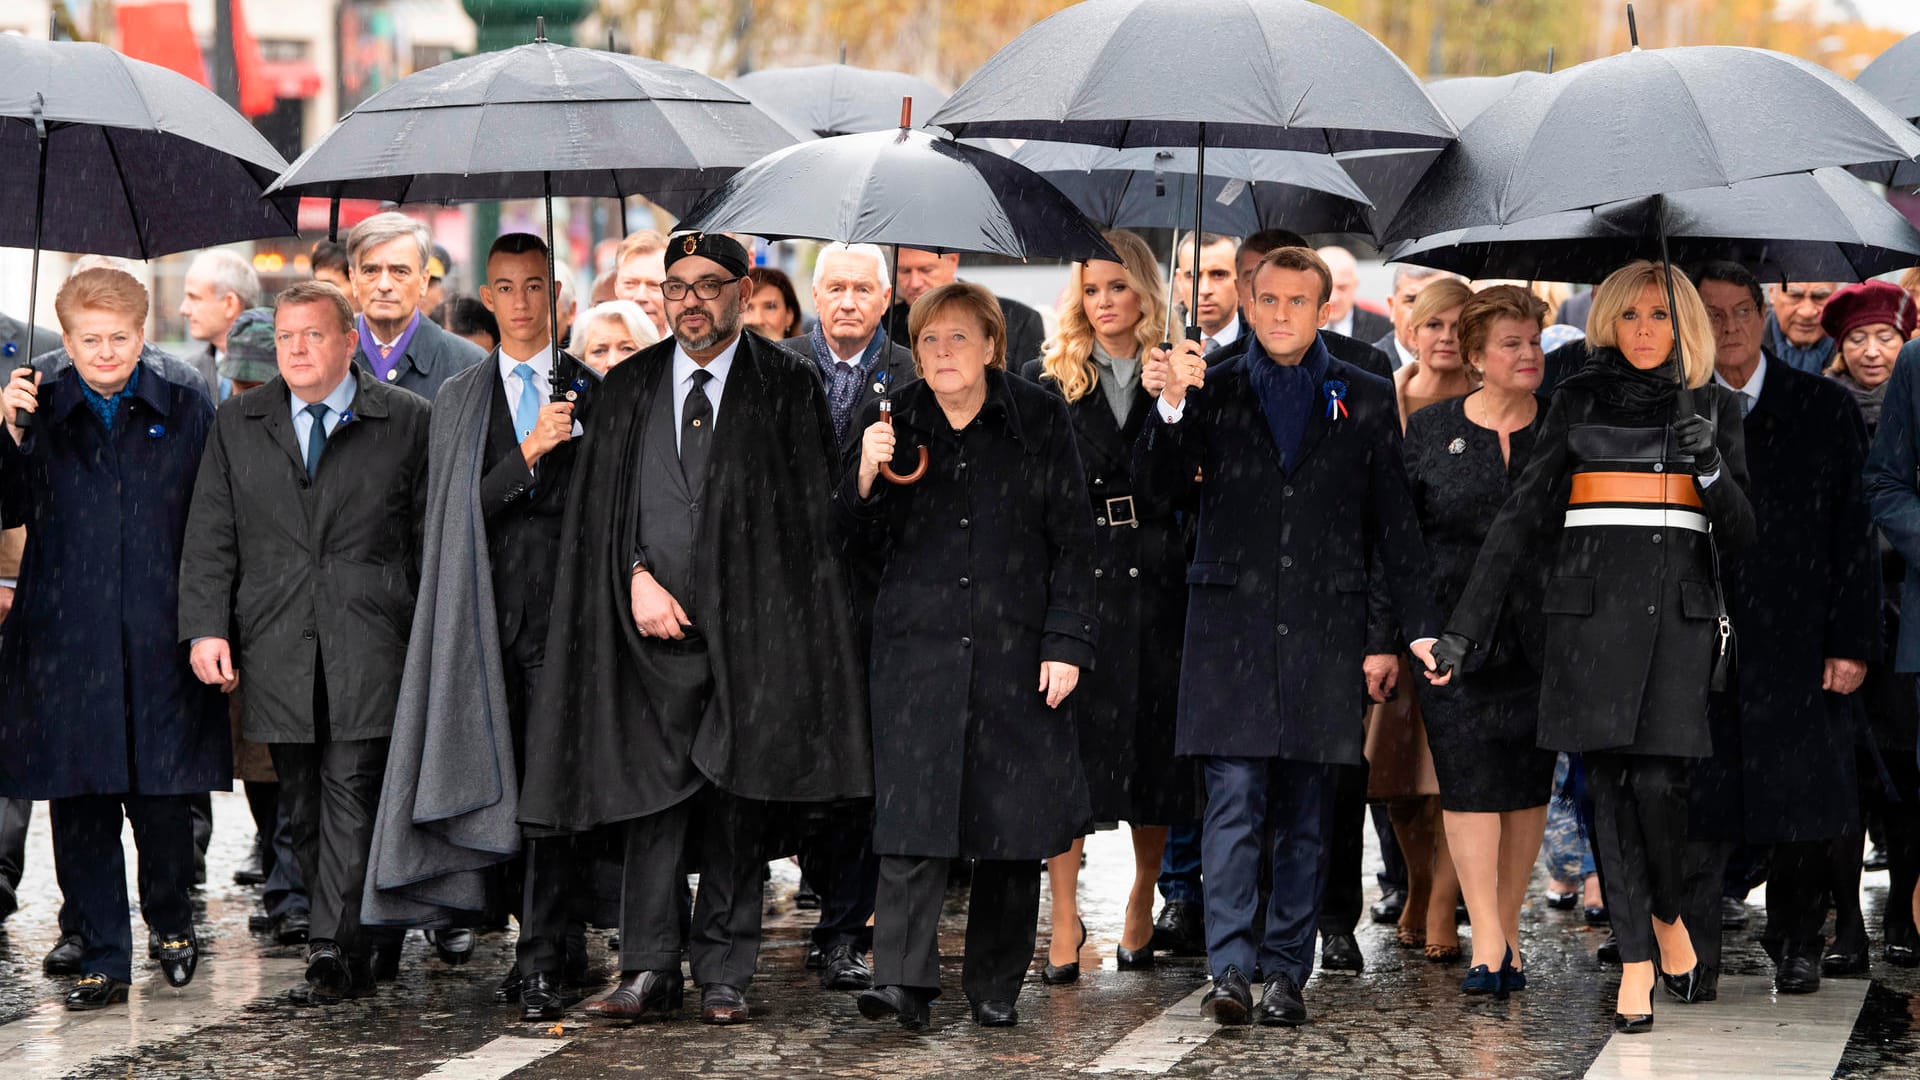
[524,232,870,1025]
[1681,264,1879,998]
[1135,247,1440,1027]
[179,281,431,1004]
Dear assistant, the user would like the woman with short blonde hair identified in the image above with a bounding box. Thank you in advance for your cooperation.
[1584,260,1716,389]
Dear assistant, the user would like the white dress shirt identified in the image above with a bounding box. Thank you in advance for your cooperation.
[672,334,741,452]
[1712,351,1767,416]
[1206,314,1241,355]
[498,342,556,402]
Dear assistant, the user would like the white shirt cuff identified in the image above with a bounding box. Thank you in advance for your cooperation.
[1698,469,1720,489]
[1156,396,1186,423]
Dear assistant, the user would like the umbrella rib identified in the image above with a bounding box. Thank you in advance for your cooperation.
[98,128,152,261]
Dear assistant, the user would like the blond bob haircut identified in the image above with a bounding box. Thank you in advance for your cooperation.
[1585,261,1715,388]
[908,281,1006,373]
[55,267,148,332]
[1041,229,1167,403]
[275,280,356,335]
[1459,284,1548,366]
[1407,277,1475,342]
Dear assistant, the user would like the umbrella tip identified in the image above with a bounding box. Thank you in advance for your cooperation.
[900,96,912,130]
[1625,4,1640,50]
[535,15,548,43]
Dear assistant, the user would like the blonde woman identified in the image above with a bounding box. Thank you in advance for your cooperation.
[1023,230,1198,981]
[1429,261,1755,1032]
[1395,277,1476,426]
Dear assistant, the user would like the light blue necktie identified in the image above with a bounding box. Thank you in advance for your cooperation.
[513,363,541,442]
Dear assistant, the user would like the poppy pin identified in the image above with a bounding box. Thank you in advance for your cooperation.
[1323,379,1349,422]
[1,343,15,359]
[147,423,165,439]
[337,411,355,426]
[571,377,589,392]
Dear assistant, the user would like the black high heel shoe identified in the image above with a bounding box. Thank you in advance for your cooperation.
[1662,966,1702,1004]
[1042,917,1087,985]
[1116,938,1155,969]
[1614,1010,1654,1034]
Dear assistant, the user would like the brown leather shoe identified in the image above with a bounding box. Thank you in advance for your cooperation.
[584,969,683,1019]
[700,983,750,1024]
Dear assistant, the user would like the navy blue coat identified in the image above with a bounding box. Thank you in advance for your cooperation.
[1866,346,1920,674]
[1134,340,1439,764]
[0,363,227,798]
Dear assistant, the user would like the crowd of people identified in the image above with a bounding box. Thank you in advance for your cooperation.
[0,206,1917,1042]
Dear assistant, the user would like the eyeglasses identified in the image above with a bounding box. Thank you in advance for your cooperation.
[660,277,740,301]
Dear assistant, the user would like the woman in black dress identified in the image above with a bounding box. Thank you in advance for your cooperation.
[1024,229,1196,981]
[1429,262,1755,1032]
[841,282,1098,1031]
[1405,285,1556,994]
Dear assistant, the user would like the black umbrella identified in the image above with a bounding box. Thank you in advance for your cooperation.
[927,0,1453,340]
[0,35,298,431]
[729,64,946,137]
[267,20,796,404]
[677,103,1115,483]
[1852,32,1920,188]
[1383,167,1920,284]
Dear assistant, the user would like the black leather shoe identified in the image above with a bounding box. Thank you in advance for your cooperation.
[521,971,566,1022]
[1320,932,1363,975]
[701,983,751,1024]
[1258,973,1308,1026]
[306,941,352,999]
[372,940,402,982]
[795,877,821,910]
[1585,904,1610,926]
[1779,955,1822,993]
[821,944,873,991]
[427,928,474,966]
[1116,942,1155,969]
[0,877,17,923]
[65,973,129,1010]
[44,933,84,975]
[273,910,310,946]
[1201,965,1253,1026]
[1823,949,1869,977]
[495,967,524,1003]
[805,942,825,970]
[148,930,160,959]
[1614,1011,1654,1034]
[1887,944,1920,968]
[1661,967,1702,1004]
[157,933,198,988]
[1596,931,1621,965]
[857,984,932,1032]
[233,840,267,886]
[1369,887,1407,925]
[1042,917,1087,985]
[1720,896,1749,929]
[585,969,683,1019]
[1867,843,1891,871]
[1152,900,1206,956]
[970,999,1018,1027]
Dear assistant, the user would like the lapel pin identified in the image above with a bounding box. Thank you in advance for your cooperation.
[565,390,579,401]
[1322,379,1349,422]
[1447,437,1467,455]
[1,343,15,358]
[338,411,354,425]
[147,423,165,438]
[385,368,399,381]
[571,377,589,391]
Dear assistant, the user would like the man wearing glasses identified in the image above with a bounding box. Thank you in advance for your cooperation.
[520,232,871,1026]
[1765,280,1839,374]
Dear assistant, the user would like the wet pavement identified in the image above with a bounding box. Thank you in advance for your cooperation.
[2,791,1918,1078]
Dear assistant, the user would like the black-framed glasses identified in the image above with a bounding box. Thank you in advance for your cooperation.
[661,277,740,301]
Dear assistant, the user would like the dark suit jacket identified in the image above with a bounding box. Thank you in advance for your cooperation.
[779,331,917,452]
[1347,308,1394,345]
[0,313,56,367]
[354,313,486,402]
[474,351,598,660]
[1133,352,1438,764]
[179,366,432,743]
[888,290,1047,373]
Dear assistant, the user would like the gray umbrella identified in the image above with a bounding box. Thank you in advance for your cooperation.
[1383,167,1920,284]
[1851,32,1920,188]
[729,64,946,137]
[1425,72,1552,131]
[927,0,1453,337]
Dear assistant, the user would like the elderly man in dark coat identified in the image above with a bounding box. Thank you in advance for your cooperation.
[179,281,431,1005]
[346,211,485,401]
[524,232,870,1026]
[1135,247,1441,1027]
[1677,263,1880,1000]
[0,268,226,1010]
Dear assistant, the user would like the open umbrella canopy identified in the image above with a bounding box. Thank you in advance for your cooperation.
[1386,45,1920,244]
[1383,167,1920,284]
[0,35,296,258]
[730,64,946,137]
[1009,142,1374,235]
[676,126,1114,262]
[1856,31,1920,123]
[1424,72,1551,130]
[267,39,796,205]
[928,0,1454,153]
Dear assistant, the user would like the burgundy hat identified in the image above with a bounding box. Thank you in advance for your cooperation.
[1819,279,1916,342]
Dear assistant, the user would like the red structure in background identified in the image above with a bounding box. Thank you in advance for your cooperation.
[116,0,273,117]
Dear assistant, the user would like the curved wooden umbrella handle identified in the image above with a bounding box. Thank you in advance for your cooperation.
[878,403,928,485]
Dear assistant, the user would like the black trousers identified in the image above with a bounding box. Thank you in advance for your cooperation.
[873,855,1039,1004]
[0,796,30,889]
[618,786,768,990]
[1587,753,1689,964]
[797,803,879,953]
[1317,762,1369,937]
[50,793,195,982]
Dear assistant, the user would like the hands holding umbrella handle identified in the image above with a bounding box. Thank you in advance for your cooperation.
[857,402,928,497]
[1143,338,1206,408]
[4,367,40,444]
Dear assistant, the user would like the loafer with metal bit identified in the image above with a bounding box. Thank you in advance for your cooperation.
[157,933,198,988]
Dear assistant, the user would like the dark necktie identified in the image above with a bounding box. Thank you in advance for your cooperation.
[681,368,713,488]
[304,402,329,477]
[1204,337,1222,357]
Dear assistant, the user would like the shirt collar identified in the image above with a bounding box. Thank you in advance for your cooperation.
[498,342,556,385]
[1329,310,1354,338]
[1713,350,1767,406]
[1394,337,1417,368]
[1208,315,1241,350]
[291,368,359,421]
[673,333,743,389]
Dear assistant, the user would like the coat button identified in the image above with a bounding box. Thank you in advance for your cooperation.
[960,636,972,648]
[1282,485,1295,497]
[385,368,399,382]
[959,518,969,528]
[1277,623,1289,636]
[1646,605,1657,615]
[1093,477,1105,486]
[1653,462,1664,473]
[959,577,970,588]
[302,628,315,640]
[1128,567,1138,578]
[1096,516,1107,526]
[1094,569,1104,578]
[1280,555,1294,569]
[1651,534,1662,544]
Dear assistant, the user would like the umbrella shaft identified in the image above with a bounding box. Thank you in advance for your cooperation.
[1189,124,1206,343]
[17,125,49,433]
[545,174,564,403]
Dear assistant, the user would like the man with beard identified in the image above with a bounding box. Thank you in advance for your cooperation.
[522,232,870,1024]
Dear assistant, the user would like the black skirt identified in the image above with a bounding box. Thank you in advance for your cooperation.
[1421,664,1556,814]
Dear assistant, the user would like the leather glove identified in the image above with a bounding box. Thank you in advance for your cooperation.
[1429,632,1475,679]
[1673,413,1721,475]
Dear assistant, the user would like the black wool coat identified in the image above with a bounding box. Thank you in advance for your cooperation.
[837,368,1099,860]
[1691,362,1878,843]
[178,368,432,743]
[1447,363,1757,757]
[520,334,872,831]
[0,365,227,798]
[1133,341,1440,765]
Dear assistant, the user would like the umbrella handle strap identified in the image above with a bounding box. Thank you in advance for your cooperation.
[877,404,927,485]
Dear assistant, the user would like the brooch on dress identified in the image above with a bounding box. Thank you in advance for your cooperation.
[1447,437,1467,455]
[1323,379,1349,421]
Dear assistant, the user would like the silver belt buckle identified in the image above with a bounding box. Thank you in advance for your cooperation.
[1105,495,1137,527]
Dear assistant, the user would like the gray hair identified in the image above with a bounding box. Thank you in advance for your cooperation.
[187,248,261,307]
[1389,264,1451,292]
[569,299,660,358]
[556,275,576,318]
[346,211,432,272]
[812,242,890,289]
[70,254,142,278]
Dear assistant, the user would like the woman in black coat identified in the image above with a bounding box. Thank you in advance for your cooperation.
[0,269,226,1009]
[1429,262,1755,1032]
[1023,229,1196,981]
[840,281,1098,1031]
[1405,285,1556,994]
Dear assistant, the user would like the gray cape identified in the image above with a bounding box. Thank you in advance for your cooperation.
[362,363,519,927]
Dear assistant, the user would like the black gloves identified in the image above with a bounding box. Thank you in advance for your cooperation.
[1673,413,1721,476]
[1429,632,1475,679]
